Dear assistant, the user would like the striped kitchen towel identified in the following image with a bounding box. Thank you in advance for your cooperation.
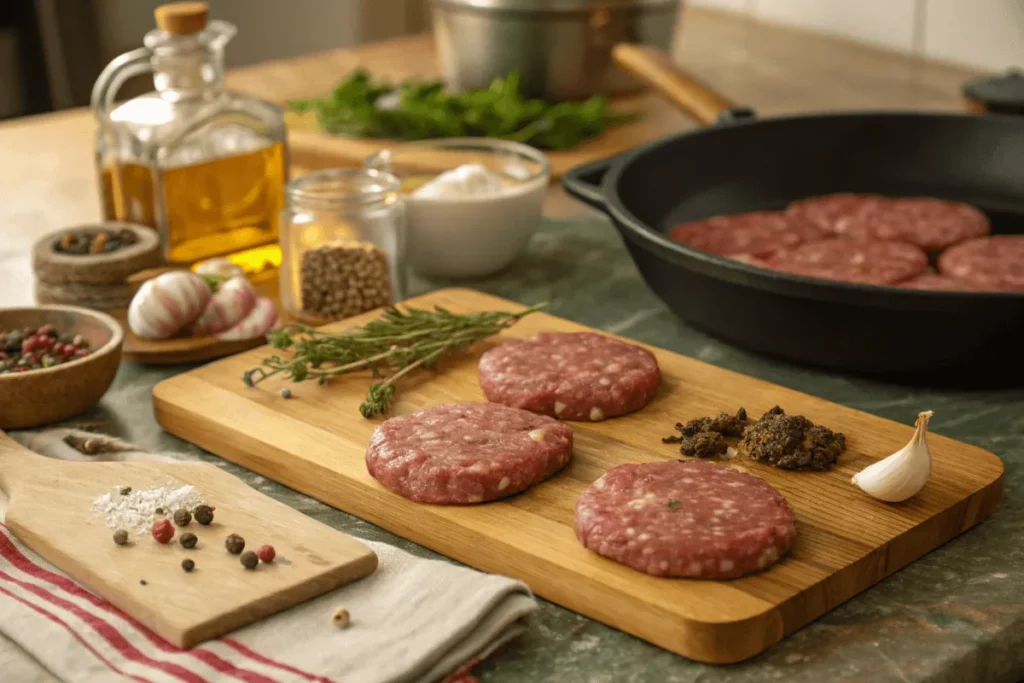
[0,429,537,683]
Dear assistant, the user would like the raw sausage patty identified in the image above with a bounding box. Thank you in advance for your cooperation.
[575,460,796,579]
[938,235,1024,292]
[365,402,573,504]
[478,332,661,421]
[667,211,825,258]
[834,197,990,251]
[760,238,928,285]
[786,193,882,233]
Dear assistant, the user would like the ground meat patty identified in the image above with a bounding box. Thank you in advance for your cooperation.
[574,460,796,579]
[760,238,928,285]
[667,211,825,258]
[365,402,573,504]
[900,273,992,292]
[834,197,990,251]
[938,235,1024,292]
[785,193,882,233]
[478,332,661,421]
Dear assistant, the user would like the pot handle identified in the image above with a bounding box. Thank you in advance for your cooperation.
[562,153,627,212]
[612,44,749,125]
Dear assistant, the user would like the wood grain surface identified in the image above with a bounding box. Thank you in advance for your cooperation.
[0,431,377,648]
[151,288,1005,663]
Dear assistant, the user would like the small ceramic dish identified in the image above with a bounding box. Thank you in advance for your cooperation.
[0,305,124,429]
[366,138,550,279]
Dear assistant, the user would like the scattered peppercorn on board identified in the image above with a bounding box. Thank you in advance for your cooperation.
[152,288,1005,664]
[0,430,377,648]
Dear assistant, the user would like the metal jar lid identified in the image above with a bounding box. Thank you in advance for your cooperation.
[432,0,677,13]
[962,69,1024,113]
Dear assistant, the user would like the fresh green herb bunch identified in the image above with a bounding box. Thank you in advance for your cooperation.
[288,70,637,151]
[243,303,546,418]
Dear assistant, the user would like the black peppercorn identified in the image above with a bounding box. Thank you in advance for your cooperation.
[240,551,258,569]
[140,579,148,586]
[119,486,131,496]
[173,508,192,527]
[181,559,195,573]
[193,504,215,525]
[113,530,129,546]
[179,532,198,549]
[225,533,245,554]
[155,507,165,515]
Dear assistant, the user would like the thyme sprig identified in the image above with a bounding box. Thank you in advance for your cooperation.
[242,302,547,418]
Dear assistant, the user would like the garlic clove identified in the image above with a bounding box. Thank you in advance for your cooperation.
[852,410,933,503]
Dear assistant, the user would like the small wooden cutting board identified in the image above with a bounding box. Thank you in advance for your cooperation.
[0,431,377,648]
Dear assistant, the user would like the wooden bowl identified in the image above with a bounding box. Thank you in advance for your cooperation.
[0,306,124,429]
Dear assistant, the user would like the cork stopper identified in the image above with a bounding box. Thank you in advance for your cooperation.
[154,2,209,35]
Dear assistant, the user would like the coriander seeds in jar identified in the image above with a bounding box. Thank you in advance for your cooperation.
[279,169,406,325]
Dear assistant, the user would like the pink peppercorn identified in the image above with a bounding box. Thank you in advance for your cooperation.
[256,545,275,563]
[152,518,175,544]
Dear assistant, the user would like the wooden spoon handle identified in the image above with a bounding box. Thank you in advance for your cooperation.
[612,43,736,126]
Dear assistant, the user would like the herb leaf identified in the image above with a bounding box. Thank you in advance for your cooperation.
[288,70,638,151]
[666,500,682,510]
[243,303,546,417]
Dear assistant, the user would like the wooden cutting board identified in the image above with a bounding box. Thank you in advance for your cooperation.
[151,288,1005,664]
[0,430,377,648]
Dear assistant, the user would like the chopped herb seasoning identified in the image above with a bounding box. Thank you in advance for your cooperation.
[738,406,846,471]
[225,534,245,554]
[179,532,198,549]
[666,500,682,510]
[181,559,195,573]
[240,551,258,569]
[663,408,748,458]
[193,504,215,525]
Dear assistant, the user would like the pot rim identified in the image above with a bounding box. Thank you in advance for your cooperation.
[432,0,679,14]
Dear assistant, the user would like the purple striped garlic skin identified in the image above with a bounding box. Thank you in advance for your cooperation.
[217,297,278,341]
[127,271,212,340]
[191,276,258,337]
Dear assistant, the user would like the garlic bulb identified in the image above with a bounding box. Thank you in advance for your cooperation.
[217,297,278,341]
[127,271,211,340]
[191,276,258,337]
[194,257,244,279]
[852,410,933,502]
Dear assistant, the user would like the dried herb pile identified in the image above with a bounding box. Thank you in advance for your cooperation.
[288,70,637,151]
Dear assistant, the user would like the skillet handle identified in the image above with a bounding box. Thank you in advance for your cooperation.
[562,153,626,212]
[612,44,744,125]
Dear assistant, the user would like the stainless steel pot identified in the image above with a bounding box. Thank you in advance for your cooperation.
[431,0,681,101]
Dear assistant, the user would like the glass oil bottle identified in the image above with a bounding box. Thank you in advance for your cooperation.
[92,1,287,274]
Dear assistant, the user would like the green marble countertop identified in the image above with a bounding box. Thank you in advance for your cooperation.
[60,217,1024,683]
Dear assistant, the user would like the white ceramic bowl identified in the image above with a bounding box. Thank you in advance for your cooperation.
[366,138,550,279]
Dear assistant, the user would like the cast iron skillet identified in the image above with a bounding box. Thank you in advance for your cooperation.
[562,45,1024,388]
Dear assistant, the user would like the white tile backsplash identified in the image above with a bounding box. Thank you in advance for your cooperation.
[753,0,919,52]
[921,0,1024,70]
[690,0,1024,71]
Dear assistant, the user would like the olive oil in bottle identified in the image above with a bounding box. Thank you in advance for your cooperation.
[93,2,287,270]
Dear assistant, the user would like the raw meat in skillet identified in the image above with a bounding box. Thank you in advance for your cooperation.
[833,197,990,251]
[937,235,1024,291]
[760,238,928,285]
[667,211,825,258]
[478,332,661,421]
[785,193,883,233]
[574,460,796,579]
[900,273,992,292]
[365,402,573,504]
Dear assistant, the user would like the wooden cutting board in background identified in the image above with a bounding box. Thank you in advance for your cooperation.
[152,288,1004,664]
[224,34,691,177]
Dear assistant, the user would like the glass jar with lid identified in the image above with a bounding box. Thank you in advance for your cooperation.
[92,1,287,273]
[279,169,407,326]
